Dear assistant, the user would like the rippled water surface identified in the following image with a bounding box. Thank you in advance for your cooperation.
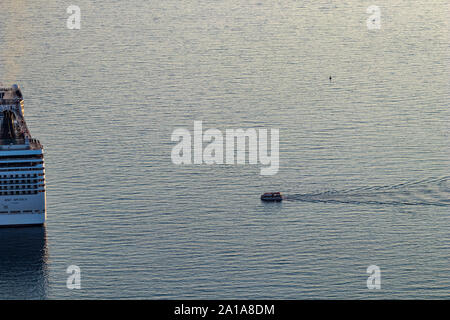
[0,0,449,299]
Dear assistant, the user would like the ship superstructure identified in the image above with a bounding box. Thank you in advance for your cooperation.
[0,85,46,226]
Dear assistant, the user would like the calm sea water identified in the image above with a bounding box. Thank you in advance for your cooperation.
[0,0,449,299]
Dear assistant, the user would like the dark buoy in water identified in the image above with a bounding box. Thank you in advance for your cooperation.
[261,192,283,202]
[329,75,332,81]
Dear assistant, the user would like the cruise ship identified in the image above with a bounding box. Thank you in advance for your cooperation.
[0,85,46,226]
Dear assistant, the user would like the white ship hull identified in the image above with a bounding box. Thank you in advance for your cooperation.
[0,85,46,227]
[0,149,46,227]
[0,192,46,227]
[0,213,45,227]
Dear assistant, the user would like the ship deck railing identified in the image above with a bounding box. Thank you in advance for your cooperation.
[0,139,43,150]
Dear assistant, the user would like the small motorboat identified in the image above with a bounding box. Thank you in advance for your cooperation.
[260,192,283,202]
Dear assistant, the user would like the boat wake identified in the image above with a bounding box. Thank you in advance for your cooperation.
[285,176,450,207]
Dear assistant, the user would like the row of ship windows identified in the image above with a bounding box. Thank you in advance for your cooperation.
[0,185,43,190]
[0,168,44,172]
[0,209,44,214]
[0,190,45,196]
[0,173,43,179]
[0,179,44,184]
[0,155,43,160]
[0,161,44,167]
